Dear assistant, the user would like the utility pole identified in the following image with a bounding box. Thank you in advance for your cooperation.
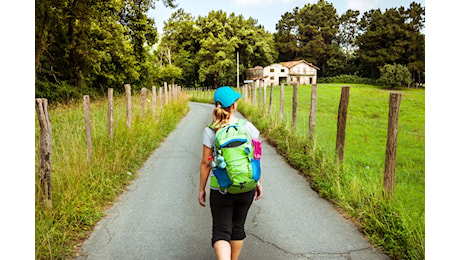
[237,51,239,89]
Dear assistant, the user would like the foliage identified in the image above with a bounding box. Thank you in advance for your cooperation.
[356,2,425,80]
[318,74,378,85]
[158,64,183,84]
[36,0,424,102]
[35,0,176,103]
[158,8,200,86]
[379,64,413,87]
[159,9,276,88]
[338,9,360,65]
[274,0,424,82]
[275,0,340,76]
[35,91,189,259]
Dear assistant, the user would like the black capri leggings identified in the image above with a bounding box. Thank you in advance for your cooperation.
[210,189,255,246]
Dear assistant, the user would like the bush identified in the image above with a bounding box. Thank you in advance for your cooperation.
[379,64,413,88]
[318,75,378,85]
[35,80,81,103]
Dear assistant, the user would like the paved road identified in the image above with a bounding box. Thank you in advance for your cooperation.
[77,102,389,260]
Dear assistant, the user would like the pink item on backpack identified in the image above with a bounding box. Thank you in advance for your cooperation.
[252,138,262,159]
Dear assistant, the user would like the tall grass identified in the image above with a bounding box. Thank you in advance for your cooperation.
[192,84,424,259]
[35,92,189,259]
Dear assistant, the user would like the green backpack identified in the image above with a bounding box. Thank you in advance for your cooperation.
[209,119,260,194]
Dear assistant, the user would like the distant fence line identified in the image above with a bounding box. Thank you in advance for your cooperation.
[186,83,403,196]
[35,83,184,207]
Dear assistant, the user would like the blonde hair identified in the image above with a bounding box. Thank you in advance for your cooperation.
[210,102,234,131]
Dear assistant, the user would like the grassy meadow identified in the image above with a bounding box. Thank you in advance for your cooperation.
[190,83,425,259]
[35,91,189,259]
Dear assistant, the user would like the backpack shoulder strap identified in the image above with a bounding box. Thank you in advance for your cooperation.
[208,123,215,131]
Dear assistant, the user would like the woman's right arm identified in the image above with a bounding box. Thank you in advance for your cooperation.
[198,145,213,207]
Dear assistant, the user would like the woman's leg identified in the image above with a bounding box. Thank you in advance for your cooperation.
[229,189,256,259]
[214,240,231,260]
[210,190,234,259]
[230,240,244,260]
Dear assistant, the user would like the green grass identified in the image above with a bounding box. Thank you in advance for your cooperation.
[191,83,424,259]
[35,92,189,259]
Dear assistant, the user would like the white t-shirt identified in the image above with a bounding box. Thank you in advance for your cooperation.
[202,120,260,149]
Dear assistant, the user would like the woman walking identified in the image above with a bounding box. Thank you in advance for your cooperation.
[198,86,263,260]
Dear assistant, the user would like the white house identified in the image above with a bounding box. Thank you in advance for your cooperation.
[263,60,319,86]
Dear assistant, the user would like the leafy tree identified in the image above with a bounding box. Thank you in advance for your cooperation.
[379,63,412,87]
[404,2,425,83]
[158,64,182,85]
[274,9,300,62]
[190,10,275,87]
[196,28,238,87]
[339,9,360,64]
[235,16,277,68]
[35,0,176,102]
[356,2,425,80]
[274,0,339,76]
[159,8,199,86]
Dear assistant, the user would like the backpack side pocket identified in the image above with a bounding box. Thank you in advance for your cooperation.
[251,159,261,182]
[212,167,232,188]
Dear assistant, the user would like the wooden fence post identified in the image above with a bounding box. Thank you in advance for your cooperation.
[244,85,248,101]
[292,83,298,129]
[336,86,350,163]
[125,84,132,129]
[247,85,250,104]
[268,83,274,115]
[35,98,52,207]
[159,87,163,108]
[248,84,251,105]
[263,83,267,111]
[108,88,114,140]
[141,87,147,117]
[252,83,257,105]
[152,86,157,113]
[164,82,168,105]
[384,92,402,196]
[174,85,178,101]
[279,83,285,122]
[258,81,262,107]
[308,84,318,140]
[83,95,93,164]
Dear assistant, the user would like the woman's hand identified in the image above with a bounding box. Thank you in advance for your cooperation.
[198,189,206,207]
[254,183,263,201]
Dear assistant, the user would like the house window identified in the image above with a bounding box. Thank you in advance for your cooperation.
[270,68,275,73]
[281,69,285,73]
[304,67,307,74]
[270,76,274,80]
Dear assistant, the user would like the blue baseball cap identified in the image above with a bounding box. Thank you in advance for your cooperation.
[214,86,241,108]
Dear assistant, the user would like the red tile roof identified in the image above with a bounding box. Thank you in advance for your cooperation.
[280,60,320,70]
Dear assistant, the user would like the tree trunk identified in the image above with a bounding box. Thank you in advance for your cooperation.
[213,72,218,89]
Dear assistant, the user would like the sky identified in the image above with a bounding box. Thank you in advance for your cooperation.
[148,0,426,34]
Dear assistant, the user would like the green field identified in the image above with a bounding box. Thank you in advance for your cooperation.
[35,93,189,259]
[192,83,425,259]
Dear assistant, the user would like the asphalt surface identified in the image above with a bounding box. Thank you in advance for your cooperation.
[77,102,390,260]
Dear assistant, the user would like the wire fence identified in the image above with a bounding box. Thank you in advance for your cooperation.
[187,83,425,195]
[35,83,185,207]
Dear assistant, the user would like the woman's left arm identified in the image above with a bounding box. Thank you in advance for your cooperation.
[198,145,213,207]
